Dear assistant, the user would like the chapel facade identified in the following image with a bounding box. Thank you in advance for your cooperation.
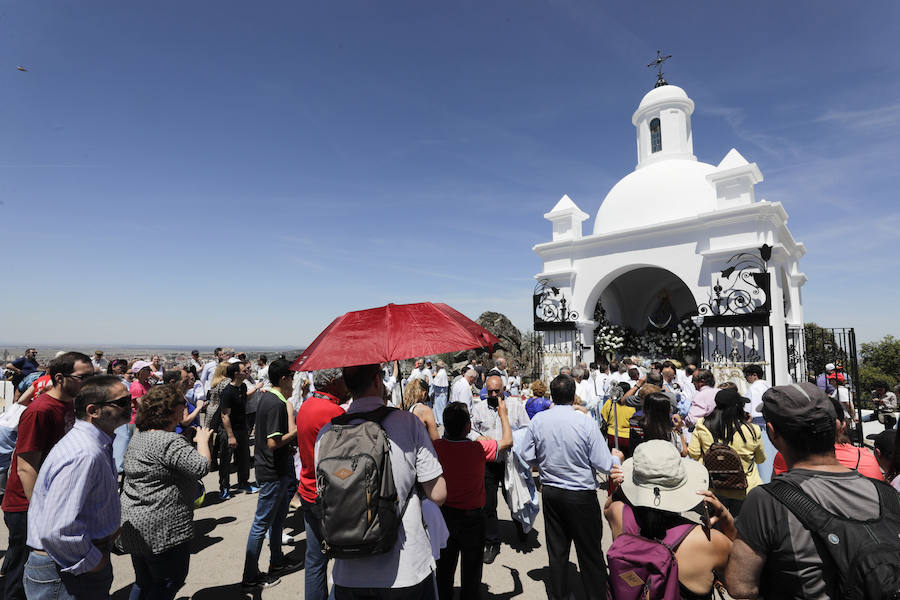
[533,81,807,386]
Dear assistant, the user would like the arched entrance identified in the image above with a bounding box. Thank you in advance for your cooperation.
[598,267,696,331]
[589,267,701,362]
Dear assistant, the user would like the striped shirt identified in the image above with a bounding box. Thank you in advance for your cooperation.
[27,419,120,575]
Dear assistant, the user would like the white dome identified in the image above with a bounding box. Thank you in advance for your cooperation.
[634,84,692,119]
[592,159,717,235]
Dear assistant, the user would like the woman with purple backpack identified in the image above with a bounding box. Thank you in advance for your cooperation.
[604,440,737,600]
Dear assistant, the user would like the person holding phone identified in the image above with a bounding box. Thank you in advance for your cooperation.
[468,375,530,564]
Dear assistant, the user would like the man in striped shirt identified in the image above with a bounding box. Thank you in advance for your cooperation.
[24,375,131,600]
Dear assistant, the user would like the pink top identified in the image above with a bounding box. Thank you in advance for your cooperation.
[129,380,150,424]
[685,386,719,428]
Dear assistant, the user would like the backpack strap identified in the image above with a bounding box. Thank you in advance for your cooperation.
[762,479,834,532]
[873,478,900,518]
[622,504,697,550]
[855,448,862,471]
[661,523,697,551]
[331,404,394,427]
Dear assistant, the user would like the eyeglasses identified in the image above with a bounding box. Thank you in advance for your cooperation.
[97,395,132,409]
[66,373,92,381]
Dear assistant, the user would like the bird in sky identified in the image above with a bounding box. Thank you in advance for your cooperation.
[16,66,27,72]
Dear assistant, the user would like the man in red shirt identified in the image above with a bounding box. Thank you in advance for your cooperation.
[433,398,512,600]
[296,368,348,600]
[0,351,92,600]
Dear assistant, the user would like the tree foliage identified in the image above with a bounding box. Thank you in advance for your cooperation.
[859,335,900,397]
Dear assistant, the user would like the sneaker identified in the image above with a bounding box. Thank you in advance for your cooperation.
[220,488,233,500]
[241,573,281,590]
[240,484,260,494]
[269,556,302,574]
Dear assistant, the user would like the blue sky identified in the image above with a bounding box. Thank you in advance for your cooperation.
[1,1,898,347]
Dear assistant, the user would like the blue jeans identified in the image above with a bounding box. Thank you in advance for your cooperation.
[128,542,190,600]
[303,501,329,600]
[242,475,296,583]
[112,423,134,474]
[753,417,776,483]
[432,387,449,427]
[24,551,113,600]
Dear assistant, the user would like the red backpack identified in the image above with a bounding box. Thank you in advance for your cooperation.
[607,504,696,600]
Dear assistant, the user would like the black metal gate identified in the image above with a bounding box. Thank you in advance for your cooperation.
[786,325,861,443]
[699,322,776,385]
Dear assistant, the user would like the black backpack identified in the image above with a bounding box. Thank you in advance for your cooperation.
[315,405,408,559]
[764,478,900,600]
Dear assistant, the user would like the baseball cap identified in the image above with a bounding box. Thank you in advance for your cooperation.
[191,349,199,356]
[867,429,896,455]
[131,360,152,374]
[761,382,835,431]
[825,363,836,371]
[227,357,242,364]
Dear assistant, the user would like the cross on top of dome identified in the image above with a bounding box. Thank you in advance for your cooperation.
[647,49,672,88]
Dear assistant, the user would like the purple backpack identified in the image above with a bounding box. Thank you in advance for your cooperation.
[607,504,696,600]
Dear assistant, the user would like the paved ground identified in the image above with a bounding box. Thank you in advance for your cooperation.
[0,464,613,600]
[105,469,612,600]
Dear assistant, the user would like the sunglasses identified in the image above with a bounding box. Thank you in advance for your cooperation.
[66,373,93,381]
[96,395,132,409]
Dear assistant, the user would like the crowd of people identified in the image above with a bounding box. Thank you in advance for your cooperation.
[0,347,899,599]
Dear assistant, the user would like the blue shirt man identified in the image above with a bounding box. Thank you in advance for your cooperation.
[25,375,131,600]
[516,374,623,600]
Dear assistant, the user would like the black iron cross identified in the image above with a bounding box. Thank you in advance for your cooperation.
[647,50,672,88]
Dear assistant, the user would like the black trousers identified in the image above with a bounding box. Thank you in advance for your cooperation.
[436,506,485,600]
[218,426,250,491]
[334,574,435,600]
[483,461,524,547]
[2,510,28,600]
[542,485,607,600]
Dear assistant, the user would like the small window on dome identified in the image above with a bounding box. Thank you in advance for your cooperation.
[650,118,662,153]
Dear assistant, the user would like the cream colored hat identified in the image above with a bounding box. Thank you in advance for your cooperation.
[620,439,709,514]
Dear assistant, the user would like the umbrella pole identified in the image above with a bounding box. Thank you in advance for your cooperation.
[613,399,620,452]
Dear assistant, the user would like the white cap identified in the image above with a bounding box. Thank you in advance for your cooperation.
[825,363,836,371]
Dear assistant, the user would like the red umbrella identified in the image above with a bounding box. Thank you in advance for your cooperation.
[290,302,500,372]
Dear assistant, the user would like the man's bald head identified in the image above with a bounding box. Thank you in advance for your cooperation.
[495,358,507,371]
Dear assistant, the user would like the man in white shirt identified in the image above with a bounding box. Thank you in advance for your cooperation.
[190,350,203,373]
[316,364,446,598]
[91,350,108,375]
[449,369,477,410]
[743,364,773,483]
[573,367,595,409]
[200,347,224,393]
[432,360,450,426]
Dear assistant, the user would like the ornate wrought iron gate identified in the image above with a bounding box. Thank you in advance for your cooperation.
[785,325,861,442]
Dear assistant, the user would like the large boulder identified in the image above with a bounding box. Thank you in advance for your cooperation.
[433,311,524,374]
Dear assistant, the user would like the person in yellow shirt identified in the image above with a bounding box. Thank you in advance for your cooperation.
[687,387,765,516]
[602,385,636,457]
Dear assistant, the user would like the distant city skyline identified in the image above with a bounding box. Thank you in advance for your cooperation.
[1,2,898,347]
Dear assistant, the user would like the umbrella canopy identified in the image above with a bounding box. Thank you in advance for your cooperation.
[290,302,500,372]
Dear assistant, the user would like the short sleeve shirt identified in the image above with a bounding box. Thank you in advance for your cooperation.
[296,392,345,503]
[433,438,497,509]
[12,357,39,378]
[736,469,881,599]
[254,391,293,481]
[317,396,443,589]
[1,393,75,512]
[219,383,248,430]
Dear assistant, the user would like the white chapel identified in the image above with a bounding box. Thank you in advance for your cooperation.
[533,79,807,385]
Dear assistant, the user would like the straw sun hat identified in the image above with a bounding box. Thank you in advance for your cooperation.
[620,439,710,517]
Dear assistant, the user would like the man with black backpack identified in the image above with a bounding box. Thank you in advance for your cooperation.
[315,363,447,600]
[725,382,900,599]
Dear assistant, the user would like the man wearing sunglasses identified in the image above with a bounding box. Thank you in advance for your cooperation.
[24,375,132,600]
[1,352,92,600]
